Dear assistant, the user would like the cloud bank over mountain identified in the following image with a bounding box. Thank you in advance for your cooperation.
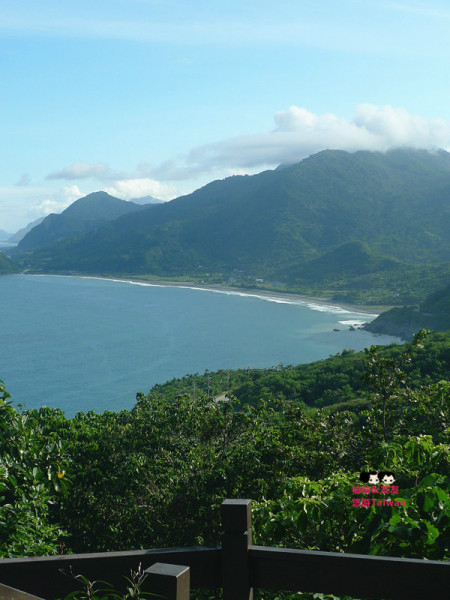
[104,179,177,202]
[45,105,450,192]
[183,104,450,173]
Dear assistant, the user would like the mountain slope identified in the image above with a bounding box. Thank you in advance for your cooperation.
[18,192,145,250]
[22,149,450,297]
[0,229,13,241]
[365,282,450,339]
[282,241,402,282]
[0,252,18,274]
[8,217,45,243]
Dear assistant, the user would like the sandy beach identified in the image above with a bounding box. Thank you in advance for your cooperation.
[64,273,387,317]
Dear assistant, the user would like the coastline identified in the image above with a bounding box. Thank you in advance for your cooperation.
[36,272,388,317]
[130,280,383,316]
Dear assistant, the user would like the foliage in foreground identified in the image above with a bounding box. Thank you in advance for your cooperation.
[0,331,449,600]
[59,564,155,600]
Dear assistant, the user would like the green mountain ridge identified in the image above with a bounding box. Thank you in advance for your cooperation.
[18,191,146,250]
[16,148,450,307]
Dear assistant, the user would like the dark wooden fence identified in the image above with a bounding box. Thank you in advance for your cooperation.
[0,499,448,600]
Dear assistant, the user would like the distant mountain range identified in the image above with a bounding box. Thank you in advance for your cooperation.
[129,195,164,205]
[0,229,13,241]
[12,148,450,310]
[7,217,45,243]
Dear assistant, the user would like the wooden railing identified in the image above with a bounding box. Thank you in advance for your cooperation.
[0,499,448,600]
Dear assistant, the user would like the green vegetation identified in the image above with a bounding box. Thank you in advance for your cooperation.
[60,565,153,600]
[0,251,18,274]
[0,381,68,556]
[0,330,448,591]
[16,149,450,306]
[366,282,450,339]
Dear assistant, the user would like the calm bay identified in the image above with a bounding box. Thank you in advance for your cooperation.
[0,274,400,416]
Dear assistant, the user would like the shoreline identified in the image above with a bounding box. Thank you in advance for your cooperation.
[126,279,384,316]
[23,272,389,317]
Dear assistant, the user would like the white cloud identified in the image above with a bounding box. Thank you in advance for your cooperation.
[46,162,110,180]
[44,161,178,203]
[180,104,450,172]
[28,185,85,218]
[354,104,450,148]
[135,160,210,182]
[105,178,177,202]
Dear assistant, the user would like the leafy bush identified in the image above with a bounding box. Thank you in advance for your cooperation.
[0,380,68,557]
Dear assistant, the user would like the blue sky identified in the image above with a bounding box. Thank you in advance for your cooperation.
[1,0,449,231]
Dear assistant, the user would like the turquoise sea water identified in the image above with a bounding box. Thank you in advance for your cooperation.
[0,275,400,416]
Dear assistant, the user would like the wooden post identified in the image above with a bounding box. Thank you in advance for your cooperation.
[144,563,190,600]
[221,499,253,600]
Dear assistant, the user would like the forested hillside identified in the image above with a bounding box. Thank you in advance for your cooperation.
[365,283,450,339]
[0,252,18,274]
[147,330,450,411]
[1,331,448,592]
[18,149,450,305]
[17,192,146,250]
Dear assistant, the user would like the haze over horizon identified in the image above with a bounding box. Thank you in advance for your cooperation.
[1,0,450,231]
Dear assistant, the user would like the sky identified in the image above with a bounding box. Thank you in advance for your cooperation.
[1,0,450,232]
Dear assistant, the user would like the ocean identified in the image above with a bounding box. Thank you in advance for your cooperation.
[0,274,400,416]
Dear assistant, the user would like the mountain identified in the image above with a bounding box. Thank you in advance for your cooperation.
[129,195,165,205]
[8,217,45,243]
[0,229,13,241]
[365,282,450,339]
[0,252,18,274]
[20,149,450,303]
[18,192,146,250]
[282,241,402,282]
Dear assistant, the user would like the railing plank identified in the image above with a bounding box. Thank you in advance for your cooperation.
[0,583,45,600]
[0,547,221,600]
[249,546,449,600]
